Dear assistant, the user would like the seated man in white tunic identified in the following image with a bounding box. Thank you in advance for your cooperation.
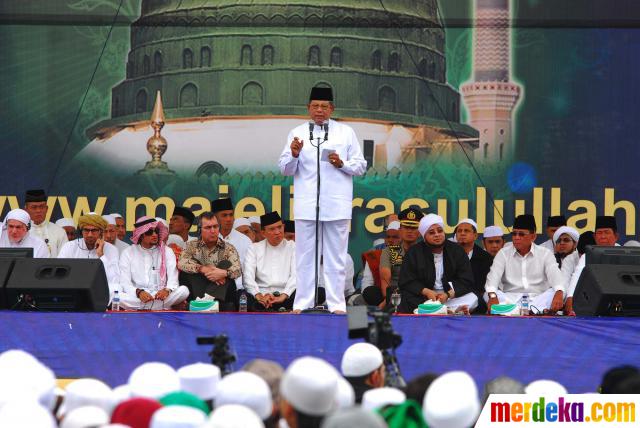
[0,209,49,258]
[24,189,68,257]
[485,214,565,314]
[243,211,296,311]
[58,214,120,297]
[118,216,189,310]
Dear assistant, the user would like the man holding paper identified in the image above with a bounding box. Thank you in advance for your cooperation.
[278,86,367,313]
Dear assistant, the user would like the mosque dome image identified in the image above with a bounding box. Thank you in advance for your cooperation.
[83,0,478,176]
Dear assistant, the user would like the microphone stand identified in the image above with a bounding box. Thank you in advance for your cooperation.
[302,122,331,314]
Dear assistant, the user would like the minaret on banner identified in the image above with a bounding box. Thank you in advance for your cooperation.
[462,0,521,166]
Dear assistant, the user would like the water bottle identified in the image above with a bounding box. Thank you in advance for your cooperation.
[520,294,529,316]
[239,292,248,312]
[112,290,121,312]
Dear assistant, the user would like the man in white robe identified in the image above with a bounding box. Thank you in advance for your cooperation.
[24,189,68,257]
[278,86,367,313]
[107,213,130,252]
[243,212,296,311]
[0,209,49,258]
[118,216,189,310]
[55,218,77,242]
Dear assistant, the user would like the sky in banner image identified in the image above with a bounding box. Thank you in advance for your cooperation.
[1,0,640,264]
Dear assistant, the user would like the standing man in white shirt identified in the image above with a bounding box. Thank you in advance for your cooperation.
[485,214,565,314]
[278,86,367,313]
[24,189,68,257]
[0,209,49,258]
[243,211,296,311]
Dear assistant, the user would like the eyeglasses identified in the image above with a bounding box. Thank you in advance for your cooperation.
[144,228,159,236]
[556,238,574,244]
[82,228,101,234]
[511,231,531,237]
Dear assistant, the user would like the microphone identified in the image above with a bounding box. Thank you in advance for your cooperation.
[323,122,329,142]
[309,122,314,142]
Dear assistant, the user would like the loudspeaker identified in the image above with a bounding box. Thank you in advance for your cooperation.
[4,259,110,312]
[574,264,640,316]
[0,260,16,309]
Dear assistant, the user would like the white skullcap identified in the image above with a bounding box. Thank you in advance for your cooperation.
[110,213,124,219]
[215,372,272,420]
[624,240,640,247]
[248,216,261,225]
[456,218,478,231]
[386,221,400,231]
[155,217,168,227]
[150,405,207,428]
[553,226,579,245]
[205,404,265,428]
[3,208,31,227]
[423,371,480,428]
[483,225,504,238]
[281,356,339,416]
[341,343,383,377]
[56,218,75,228]
[0,400,56,428]
[372,238,385,247]
[334,377,355,409]
[167,234,187,249]
[233,218,252,229]
[112,384,131,405]
[321,407,387,428]
[178,362,221,401]
[128,362,180,399]
[57,378,115,418]
[102,215,117,226]
[0,349,56,410]
[361,387,406,411]
[525,379,567,395]
[418,214,444,237]
[60,405,110,428]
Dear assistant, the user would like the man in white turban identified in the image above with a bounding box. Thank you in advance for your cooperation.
[0,209,49,257]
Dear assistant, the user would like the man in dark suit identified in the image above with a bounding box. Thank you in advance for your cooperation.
[398,214,477,314]
[454,218,493,314]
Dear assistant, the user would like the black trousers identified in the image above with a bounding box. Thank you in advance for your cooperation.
[179,272,238,312]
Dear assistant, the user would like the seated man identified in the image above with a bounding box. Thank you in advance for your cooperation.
[540,215,567,251]
[55,218,77,242]
[482,225,505,257]
[169,206,197,244]
[340,343,385,404]
[234,217,256,243]
[398,214,477,314]
[243,212,296,311]
[248,216,265,243]
[552,225,579,269]
[284,220,295,241]
[485,214,565,314]
[563,231,596,315]
[178,212,242,311]
[107,213,130,252]
[24,189,68,257]
[360,219,401,307]
[454,218,493,314]
[118,216,189,310]
[101,215,121,257]
[0,209,49,257]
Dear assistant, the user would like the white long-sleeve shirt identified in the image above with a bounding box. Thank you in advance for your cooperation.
[118,245,179,295]
[243,239,296,297]
[31,221,68,257]
[485,243,565,297]
[58,239,120,294]
[279,119,367,221]
[560,251,580,284]
[0,231,49,258]
[567,254,586,298]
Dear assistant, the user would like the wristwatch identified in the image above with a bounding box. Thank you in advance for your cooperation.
[273,291,281,297]
[488,292,497,300]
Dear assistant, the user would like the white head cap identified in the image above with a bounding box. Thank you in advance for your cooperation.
[110,213,124,219]
[0,349,56,410]
[57,378,115,418]
[2,208,31,228]
[483,225,504,239]
[56,218,75,228]
[167,234,187,249]
[334,377,355,410]
[155,217,168,227]
[178,362,221,401]
[322,407,387,428]
[215,372,272,419]
[418,214,444,238]
[0,400,56,428]
[112,384,131,405]
[624,240,640,247]
[361,387,406,411]
[386,221,400,231]
[205,404,265,428]
[525,380,567,395]
[423,371,480,428]
[341,343,383,377]
[60,405,110,428]
[233,218,252,229]
[553,226,579,245]
[102,215,117,226]
[280,356,339,416]
[150,405,207,428]
[128,362,180,399]
[456,218,478,231]
[248,216,261,225]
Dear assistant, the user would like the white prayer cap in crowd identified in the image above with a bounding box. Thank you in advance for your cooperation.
[624,240,640,247]
[2,208,31,227]
[155,217,168,227]
[56,218,75,228]
[423,371,480,428]
[553,226,580,245]
[102,215,117,226]
[334,377,355,409]
[280,356,339,416]
[150,405,207,428]
[57,378,115,418]
[456,218,478,231]
[112,384,131,405]
[418,214,444,238]
[215,371,272,420]
[361,387,406,411]
[110,213,124,219]
[0,349,56,410]
[167,234,187,249]
[372,238,385,247]
[321,407,387,428]
[233,218,252,229]
[483,225,504,239]
[341,343,383,377]
[178,362,221,401]
[525,379,567,395]
[0,400,56,428]
[204,404,265,428]
[248,216,261,225]
[242,359,285,402]
[59,405,110,428]
[386,220,400,231]
[128,362,180,399]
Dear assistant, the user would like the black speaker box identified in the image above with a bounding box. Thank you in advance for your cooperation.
[574,264,640,316]
[0,259,16,309]
[4,259,109,312]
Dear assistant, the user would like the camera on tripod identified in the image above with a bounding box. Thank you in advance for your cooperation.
[197,334,236,375]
